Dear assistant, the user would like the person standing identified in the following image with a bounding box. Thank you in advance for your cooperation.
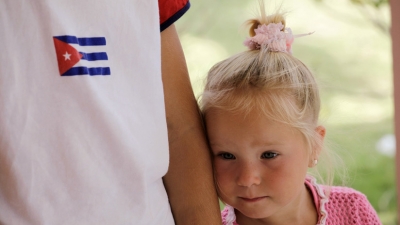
[0,1,221,224]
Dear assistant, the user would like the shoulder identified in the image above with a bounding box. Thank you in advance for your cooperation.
[221,205,239,225]
[325,186,382,225]
[158,0,190,31]
[328,186,370,206]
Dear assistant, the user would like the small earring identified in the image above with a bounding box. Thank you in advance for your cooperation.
[314,159,318,166]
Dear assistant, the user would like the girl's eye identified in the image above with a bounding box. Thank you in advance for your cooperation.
[261,152,278,159]
[219,153,236,160]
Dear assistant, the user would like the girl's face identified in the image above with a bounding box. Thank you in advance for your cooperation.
[205,108,320,222]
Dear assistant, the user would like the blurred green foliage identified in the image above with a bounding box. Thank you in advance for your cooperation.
[316,0,389,8]
[350,0,388,8]
[315,0,390,33]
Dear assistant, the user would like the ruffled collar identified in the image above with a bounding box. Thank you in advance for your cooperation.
[305,176,329,225]
[222,205,238,225]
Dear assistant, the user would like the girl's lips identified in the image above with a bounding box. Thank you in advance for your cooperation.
[239,196,267,202]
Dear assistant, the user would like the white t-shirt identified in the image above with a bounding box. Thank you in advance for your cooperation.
[0,1,189,224]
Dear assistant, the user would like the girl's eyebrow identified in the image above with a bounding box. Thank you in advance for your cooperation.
[251,139,283,147]
[209,143,228,150]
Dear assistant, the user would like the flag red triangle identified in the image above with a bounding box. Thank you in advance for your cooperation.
[53,37,83,75]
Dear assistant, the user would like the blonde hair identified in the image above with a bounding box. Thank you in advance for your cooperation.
[200,4,339,186]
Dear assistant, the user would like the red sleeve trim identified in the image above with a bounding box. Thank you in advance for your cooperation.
[159,0,190,32]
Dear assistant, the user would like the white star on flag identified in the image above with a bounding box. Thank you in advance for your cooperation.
[63,52,71,61]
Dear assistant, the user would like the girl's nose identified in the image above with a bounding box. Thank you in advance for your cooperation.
[236,163,261,187]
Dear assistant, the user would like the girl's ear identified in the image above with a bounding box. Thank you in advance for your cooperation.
[308,125,326,167]
[316,125,326,140]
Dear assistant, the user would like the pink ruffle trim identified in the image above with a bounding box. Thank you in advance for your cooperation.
[221,205,239,225]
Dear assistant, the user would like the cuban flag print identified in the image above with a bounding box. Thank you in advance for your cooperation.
[53,35,110,76]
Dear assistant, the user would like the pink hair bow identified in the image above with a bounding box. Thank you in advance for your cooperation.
[243,22,314,54]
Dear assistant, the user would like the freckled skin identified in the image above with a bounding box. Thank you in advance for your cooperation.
[205,108,320,225]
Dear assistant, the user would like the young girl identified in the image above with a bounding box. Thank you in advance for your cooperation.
[199,4,382,225]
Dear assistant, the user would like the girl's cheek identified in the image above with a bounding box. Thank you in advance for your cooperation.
[213,161,224,178]
[214,161,235,184]
[214,159,230,173]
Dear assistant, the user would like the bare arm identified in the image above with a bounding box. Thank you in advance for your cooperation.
[161,24,222,225]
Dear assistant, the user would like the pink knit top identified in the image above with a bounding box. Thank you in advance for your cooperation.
[221,177,382,225]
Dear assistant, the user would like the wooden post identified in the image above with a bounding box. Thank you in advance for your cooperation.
[391,1,400,223]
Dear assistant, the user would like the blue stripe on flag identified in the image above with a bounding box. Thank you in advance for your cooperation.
[54,35,106,46]
[80,52,108,61]
[62,67,111,76]
[88,67,111,75]
[78,37,106,46]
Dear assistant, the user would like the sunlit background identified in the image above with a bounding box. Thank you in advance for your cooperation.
[176,0,396,224]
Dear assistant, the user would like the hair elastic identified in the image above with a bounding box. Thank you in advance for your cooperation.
[243,22,314,54]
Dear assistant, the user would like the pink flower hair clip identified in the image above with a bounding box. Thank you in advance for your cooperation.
[243,22,314,54]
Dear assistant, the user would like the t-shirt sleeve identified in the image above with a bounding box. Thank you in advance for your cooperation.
[158,0,190,32]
